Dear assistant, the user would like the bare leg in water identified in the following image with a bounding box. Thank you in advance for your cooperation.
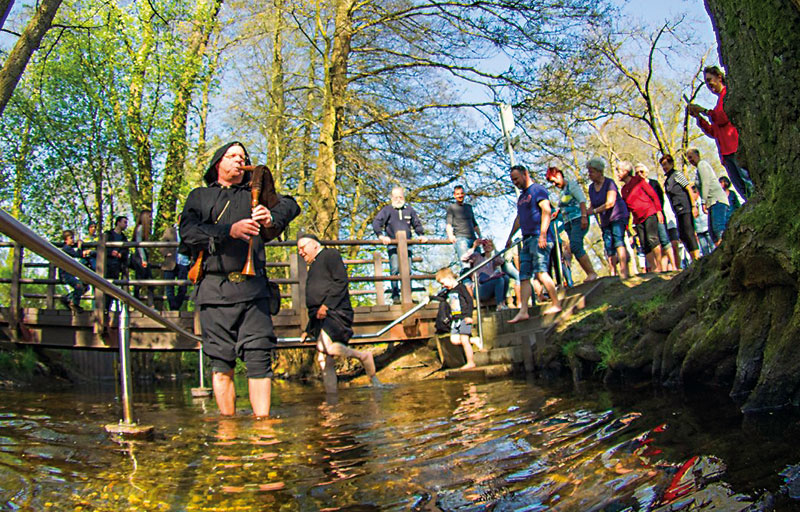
[316,330,382,393]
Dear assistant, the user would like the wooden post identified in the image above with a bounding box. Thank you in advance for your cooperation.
[94,234,106,331]
[373,251,385,306]
[9,242,23,337]
[397,231,412,305]
[296,252,308,330]
[46,262,56,309]
[289,252,300,314]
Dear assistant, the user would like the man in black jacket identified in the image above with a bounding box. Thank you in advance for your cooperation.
[104,216,129,312]
[180,141,298,417]
[59,230,86,314]
[297,233,381,393]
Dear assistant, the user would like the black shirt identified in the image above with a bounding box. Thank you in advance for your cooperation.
[648,179,665,211]
[305,248,352,313]
[105,229,129,268]
[180,181,297,305]
[445,282,473,320]
[446,202,479,239]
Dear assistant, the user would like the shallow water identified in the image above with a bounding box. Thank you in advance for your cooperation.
[1,377,800,511]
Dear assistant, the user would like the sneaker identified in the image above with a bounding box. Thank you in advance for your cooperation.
[392,297,402,305]
[496,304,509,312]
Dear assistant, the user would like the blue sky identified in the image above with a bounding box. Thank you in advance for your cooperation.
[475,0,720,244]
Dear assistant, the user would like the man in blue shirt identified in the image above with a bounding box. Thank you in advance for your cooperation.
[505,165,561,322]
[372,186,428,304]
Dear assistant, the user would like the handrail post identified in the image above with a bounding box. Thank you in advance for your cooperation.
[104,302,153,440]
[190,347,212,398]
[373,251,385,306]
[475,282,484,352]
[10,242,23,337]
[94,234,107,331]
[289,252,300,315]
[46,262,56,309]
[119,303,134,424]
[296,253,308,332]
[397,231,412,305]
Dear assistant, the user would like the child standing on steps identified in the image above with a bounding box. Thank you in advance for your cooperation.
[435,267,481,369]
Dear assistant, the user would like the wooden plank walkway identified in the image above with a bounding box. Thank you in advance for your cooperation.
[0,303,439,350]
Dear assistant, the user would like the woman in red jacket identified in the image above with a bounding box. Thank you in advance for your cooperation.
[688,66,753,199]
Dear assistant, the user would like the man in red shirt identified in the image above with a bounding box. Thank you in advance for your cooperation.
[617,161,664,273]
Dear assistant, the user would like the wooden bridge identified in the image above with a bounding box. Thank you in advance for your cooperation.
[0,231,447,350]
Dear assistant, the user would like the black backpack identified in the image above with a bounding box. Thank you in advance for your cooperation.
[433,291,452,333]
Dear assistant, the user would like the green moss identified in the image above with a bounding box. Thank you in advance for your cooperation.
[0,347,38,377]
[632,293,667,318]
[562,340,579,358]
[597,332,618,371]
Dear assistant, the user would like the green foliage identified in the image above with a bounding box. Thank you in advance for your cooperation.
[562,340,580,358]
[0,347,38,377]
[596,332,618,371]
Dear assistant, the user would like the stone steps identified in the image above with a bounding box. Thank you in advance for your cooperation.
[443,363,517,380]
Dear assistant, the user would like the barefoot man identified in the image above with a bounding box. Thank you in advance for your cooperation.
[506,165,562,322]
[297,233,382,393]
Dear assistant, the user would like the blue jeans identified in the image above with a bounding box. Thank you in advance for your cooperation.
[164,264,189,310]
[61,274,85,306]
[697,231,714,256]
[601,220,627,256]
[388,247,412,301]
[454,237,476,267]
[519,238,553,279]
[722,153,754,199]
[501,259,519,281]
[478,275,509,305]
[563,218,589,259]
[708,202,728,243]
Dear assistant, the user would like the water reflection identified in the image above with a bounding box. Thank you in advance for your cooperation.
[0,380,799,510]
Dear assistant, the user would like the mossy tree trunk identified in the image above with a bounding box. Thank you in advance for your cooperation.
[654,0,800,411]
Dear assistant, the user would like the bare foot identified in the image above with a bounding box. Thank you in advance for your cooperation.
[585,272,598,282]
[543,305,562,315]
[460,362,476,370]
[370,375,384,387]
[361,351,377,377]
[508,312,530,324]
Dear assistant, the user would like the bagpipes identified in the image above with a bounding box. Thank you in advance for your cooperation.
[187,165,300,284]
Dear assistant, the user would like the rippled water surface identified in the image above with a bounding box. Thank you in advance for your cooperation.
[2,378,800,511]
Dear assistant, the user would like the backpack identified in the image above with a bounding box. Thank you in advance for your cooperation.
[434,296,452,334]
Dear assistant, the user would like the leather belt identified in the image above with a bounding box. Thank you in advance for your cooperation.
[206,270,264,283]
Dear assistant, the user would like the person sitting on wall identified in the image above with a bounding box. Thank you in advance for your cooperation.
[59,230,86,314]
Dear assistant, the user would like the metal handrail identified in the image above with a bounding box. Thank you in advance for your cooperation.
[0,209,201,344]
[281,236,529,342]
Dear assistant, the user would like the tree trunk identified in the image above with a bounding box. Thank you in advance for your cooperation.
[266,0,286,189]
[155,0,223,235]
[650,0,800,411]
[0,0,62,117]
[310,0,352,238]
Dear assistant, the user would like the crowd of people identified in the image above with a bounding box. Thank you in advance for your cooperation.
[47,64,751,415]
[56,211,193,314]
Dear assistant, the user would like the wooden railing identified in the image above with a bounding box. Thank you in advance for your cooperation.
[0,231,452,330]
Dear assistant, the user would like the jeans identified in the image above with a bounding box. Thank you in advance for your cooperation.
[164,264,189,310]
[388,247,412,301]
[708,202,729,243]
[454,237,476,267]
[478,275,509,305]
[601,220,626,256]
[563,218,589,259]
[722,153,754,199]
[501,259,519,281]
[61,274,85,306]
[697,231,714,257]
